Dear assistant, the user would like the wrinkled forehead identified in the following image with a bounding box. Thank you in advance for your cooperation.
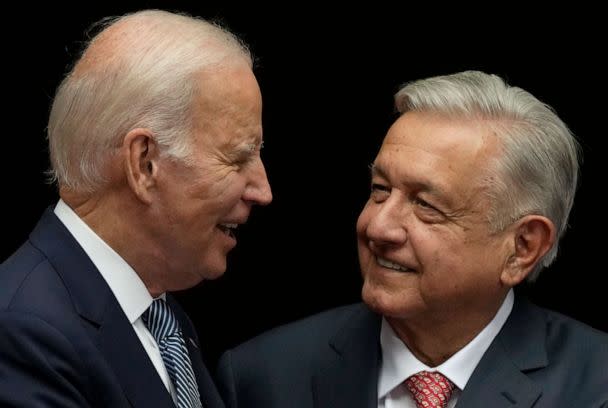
[193,62,261,116]
[190,64,263,149]
[382,111,498,157]
[376,112,502,188]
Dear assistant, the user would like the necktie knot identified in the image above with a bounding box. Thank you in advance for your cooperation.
[404,371,455,408]
[141,298,202,408]
[142,298,180,343]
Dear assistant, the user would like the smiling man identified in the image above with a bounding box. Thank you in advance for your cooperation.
[216,71,607,408]
[0,10,271,408]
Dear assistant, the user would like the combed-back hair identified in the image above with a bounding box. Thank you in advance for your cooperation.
[395,71,580,280]
[48,10,252,193]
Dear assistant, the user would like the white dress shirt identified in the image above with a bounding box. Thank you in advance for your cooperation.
[54,200,177,404]
[378,290,514,408]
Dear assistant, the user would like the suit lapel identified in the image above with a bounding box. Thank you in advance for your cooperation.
[96,300,175,407]
[30,209,175,407]
[312,305,381,408]
[168,296,225,408]
[456,297,547,408]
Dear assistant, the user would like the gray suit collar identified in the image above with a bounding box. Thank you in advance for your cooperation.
[455,296,548,407]
[311,297,549,408]
[312,304,381,408]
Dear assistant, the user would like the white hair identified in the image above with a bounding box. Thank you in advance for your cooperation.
[395,70,580,280]
[48,9,252,193]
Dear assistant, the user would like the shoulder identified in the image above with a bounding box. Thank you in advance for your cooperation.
[233,303,370,354]
[1,239,85,346]
[217,303,377,406]
[219,303,375,371]
[520,300,608,353]
[539,304,608,362]
[510,299,608,396]
[1,241,62,310]
[535,303,608,401]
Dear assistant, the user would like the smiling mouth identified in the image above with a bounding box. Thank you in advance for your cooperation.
[218,223,238,238]
[376,257,415,273]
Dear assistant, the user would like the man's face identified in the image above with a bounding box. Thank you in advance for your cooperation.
[357,111,512,325]
[153,64,272,289]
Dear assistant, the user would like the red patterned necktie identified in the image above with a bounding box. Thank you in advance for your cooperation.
[404,371,455,408]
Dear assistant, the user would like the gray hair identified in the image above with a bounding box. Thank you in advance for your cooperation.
[395,70,580,280]
[48,9,252,193]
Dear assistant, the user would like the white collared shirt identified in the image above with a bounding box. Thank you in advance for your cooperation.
[378,290,514,408]
[54,200,177,403]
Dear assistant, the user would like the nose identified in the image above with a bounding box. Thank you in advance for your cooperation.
[361,196,407,247]
[243,159,273,206]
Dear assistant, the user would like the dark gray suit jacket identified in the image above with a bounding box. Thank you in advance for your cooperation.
[217,300,608,407]
[0,208,224,408]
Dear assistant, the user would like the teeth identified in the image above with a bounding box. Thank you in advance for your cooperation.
[377,257,412,273]
[218,223,238,238]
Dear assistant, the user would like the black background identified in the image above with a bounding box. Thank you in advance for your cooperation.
[3,4,606,366]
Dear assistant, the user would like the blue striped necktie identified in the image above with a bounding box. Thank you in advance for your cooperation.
[142,298,202,408]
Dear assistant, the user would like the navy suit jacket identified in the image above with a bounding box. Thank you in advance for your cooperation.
[217,301,608,407]
[0,208,224,408]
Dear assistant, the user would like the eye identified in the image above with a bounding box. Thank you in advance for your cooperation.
[232,141,262,169]
[371,183,390,192]
[233,151,257,168]
[370,182,390,202]
[414,197,435,210]
[413,196,447,223]
[233,156,249,168]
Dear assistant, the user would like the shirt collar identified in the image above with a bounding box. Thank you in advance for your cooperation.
[54,199,157,323]
[378,289,514,397]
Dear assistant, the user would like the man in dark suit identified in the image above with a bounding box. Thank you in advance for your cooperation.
[0,9,272,407]
[216,71,608,407]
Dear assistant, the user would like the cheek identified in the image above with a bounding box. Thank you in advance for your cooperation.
[418,239,469,293]
[213,176,247,203]
[412,230,457,274]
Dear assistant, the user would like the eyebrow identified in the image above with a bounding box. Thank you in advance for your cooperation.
[369,163,386,179]
[235,138,263,154]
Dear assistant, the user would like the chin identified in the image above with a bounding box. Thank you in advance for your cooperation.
[196,251,228,276]
[205,269,227,281]
[362,282,419,320]
[178,264,226,290]
[199,263,227,281]
[362,282,390,315]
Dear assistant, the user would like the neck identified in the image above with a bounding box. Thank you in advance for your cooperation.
[387,294,507,367]
[60,187,168,297]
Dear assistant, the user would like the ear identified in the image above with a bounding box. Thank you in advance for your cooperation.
[123,128,159,204]
[501,215,556,287]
